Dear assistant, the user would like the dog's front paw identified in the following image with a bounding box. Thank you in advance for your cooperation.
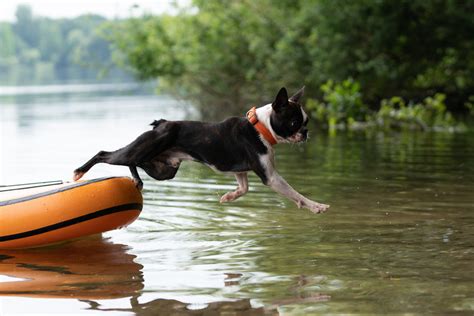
[220,189,247,203]
[306,201,330,214]
[220,191,237,203]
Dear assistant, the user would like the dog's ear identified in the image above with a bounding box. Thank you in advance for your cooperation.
[289,86,305,104]
[272,87,289,112]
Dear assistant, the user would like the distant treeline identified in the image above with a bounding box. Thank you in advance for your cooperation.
[2,2,473,130]
[106,0,474,124]
[0,5,128,85]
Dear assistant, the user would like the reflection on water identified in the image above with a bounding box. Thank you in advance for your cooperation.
[0,236,272,315]
[84,296,276,315]
[0,84,473,314]
[0,82,145,96]
[0,236,143,299]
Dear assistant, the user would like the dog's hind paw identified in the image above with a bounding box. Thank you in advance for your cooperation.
[73,170,85,181]
[132,178,143,191]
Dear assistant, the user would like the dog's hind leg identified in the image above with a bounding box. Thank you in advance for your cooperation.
[139,159,179,181]
[73,125,177,182]
[73,150,114,181]
[129,166,143,190]
[73,148,137,181]
[219,172,248,203]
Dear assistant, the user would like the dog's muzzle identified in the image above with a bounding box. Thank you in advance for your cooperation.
[288,128,308,143]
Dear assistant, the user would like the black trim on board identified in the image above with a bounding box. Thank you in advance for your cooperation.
[0,203,143,243]
[0,177,121,207]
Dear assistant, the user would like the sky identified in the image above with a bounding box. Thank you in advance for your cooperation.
[0,0,185,22]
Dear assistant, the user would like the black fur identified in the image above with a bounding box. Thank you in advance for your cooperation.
[74,87,307,190]
[270,87,306,138]
[74,117,270,187]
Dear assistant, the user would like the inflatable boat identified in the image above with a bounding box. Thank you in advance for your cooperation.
[0,177,142,249]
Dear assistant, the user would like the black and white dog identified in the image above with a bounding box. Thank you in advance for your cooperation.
[73,87,329,214]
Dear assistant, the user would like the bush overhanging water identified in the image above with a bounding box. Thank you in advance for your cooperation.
[306,79,467,132]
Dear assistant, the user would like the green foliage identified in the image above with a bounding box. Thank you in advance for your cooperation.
[4,2,473,128]
[307,79,368,130]
[0,5,125,84]
[105,1,290,117]
[13,5,39,48]
[376,94,461,131]
[309,0,474,104]
[103,16,184,80]
[464,96,474,118]
[0,23,16,59]
[106,0,474,118]
[307,79,464,132]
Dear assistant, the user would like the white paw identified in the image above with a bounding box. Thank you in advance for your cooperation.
[133,178,143,191]
[307,202,330,214]
[73,171,85,181]
[220,191,238,203]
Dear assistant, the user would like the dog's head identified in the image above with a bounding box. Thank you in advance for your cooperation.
[270,86,309,143]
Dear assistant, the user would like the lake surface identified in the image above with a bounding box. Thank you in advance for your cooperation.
[0,83,473,315]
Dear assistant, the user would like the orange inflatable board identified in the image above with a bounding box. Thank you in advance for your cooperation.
[0,177,143,249]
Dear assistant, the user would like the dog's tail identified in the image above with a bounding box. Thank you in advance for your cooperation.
[150,119,166,129]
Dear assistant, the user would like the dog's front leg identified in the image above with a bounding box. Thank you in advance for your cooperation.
[266,172,329,214]
[220,173,248,203]
[255,154,329,214]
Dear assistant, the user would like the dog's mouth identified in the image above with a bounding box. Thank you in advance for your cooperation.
[288,132,307,143]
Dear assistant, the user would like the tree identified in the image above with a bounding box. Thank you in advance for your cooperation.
[106,0,474,116]
[106,0,293,117]
[307,0,474,110]
[1,6,124,84]
[0,23,16,60]
[13,5,39,48]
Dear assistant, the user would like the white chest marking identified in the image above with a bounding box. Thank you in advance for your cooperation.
[255,104,281,146]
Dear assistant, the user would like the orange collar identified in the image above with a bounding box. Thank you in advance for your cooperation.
[246,107,277,146]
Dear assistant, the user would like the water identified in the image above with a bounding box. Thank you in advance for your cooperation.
[0,84,473,315]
